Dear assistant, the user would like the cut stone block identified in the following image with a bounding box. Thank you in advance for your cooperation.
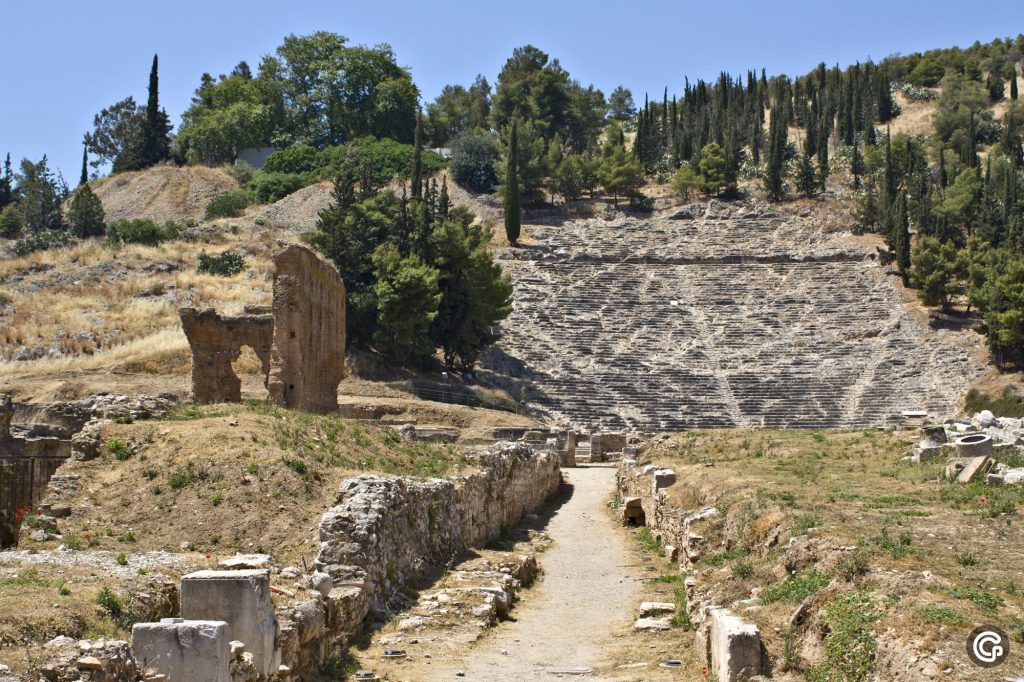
[955,455,992,483]
[132,619,230,682]
[639,601,676,617]
[652,468,677,491]
[708,607,763,682]
[180,569,276,679]
[633,616,672,631]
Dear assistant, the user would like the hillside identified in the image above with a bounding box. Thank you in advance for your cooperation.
[89,166,237,224]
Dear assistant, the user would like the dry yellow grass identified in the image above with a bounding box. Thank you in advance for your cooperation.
[0,230,277,378]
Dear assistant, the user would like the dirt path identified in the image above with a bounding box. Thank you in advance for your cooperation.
[421,465,643,681]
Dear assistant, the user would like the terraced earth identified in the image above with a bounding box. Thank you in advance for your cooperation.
[484,201,985,431]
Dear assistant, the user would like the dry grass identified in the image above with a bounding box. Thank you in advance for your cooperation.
[645,429,1024,679]
[888,92,939,137]
[25,403,471,565]
[0,229,276,378]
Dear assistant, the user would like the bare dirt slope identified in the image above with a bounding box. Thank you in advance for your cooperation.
[416,466,645,681]
[90,166,237,223]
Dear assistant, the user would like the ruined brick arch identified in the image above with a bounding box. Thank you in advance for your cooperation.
[180,244,346,414]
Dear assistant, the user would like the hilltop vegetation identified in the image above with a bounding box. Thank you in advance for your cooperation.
[2,31,1024,373]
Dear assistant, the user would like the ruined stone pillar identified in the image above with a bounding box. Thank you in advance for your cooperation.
[267,245,346,414]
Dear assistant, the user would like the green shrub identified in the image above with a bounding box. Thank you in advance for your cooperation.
[732,559,755,579]
[13,230,70,256]
[106,219,178,247]
[205,189,253,219]
[223,160,256,185]
[761,569,830,604]
[96,587,140,629]
[449,130,500,192]
[812,591,882,682]
[916,604,967,625]
[248,171,307,203]
[116,553,128,566]
[1,204,25,238]
[168,463,198,490]
[283,457,308,476]
[107,438,132,461]
[197,250,245,277]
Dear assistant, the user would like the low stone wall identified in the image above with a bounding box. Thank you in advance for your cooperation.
[22,442,558,682]
[617,459,720,565]
[316,441,561,610]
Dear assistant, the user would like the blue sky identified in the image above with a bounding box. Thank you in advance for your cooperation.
[3,0,1023,180]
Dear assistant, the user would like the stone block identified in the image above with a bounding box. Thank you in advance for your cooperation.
[132,619,230,682]
[652,468,677,491]
[639,601,675,617]
[621,496,644,526]
[1004,468,1024,485]
[955,455,992,483]
[708,607,763,682]
[633,616,672,631]
[664,544,679,562]
[180,570,276,679]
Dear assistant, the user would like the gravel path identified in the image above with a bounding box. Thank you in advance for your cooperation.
[422,465,642,681]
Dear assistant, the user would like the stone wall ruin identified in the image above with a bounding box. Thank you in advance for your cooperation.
[180,244,346,414]
[267,244,347,414]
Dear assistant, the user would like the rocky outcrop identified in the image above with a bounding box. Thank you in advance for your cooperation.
[316,442,561,611]
[266,244,346,414]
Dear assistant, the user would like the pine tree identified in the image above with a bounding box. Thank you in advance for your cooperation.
[139,55,171,167]
[68,184,106,238]
[80,146,89,187]
[503,118,521,246]
[411,111,423,199]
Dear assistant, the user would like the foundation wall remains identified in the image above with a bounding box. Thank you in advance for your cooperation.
[118,442,558,682]
[0,396,72,547]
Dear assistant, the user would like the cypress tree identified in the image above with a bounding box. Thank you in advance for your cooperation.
[503,119,521,246]
[80,146,89,186]
[0,154,13,211]
[438,175,449,220]
[764,106,787,201]
[895,191,911,285]
[817,119,829,192]
[139,55,171,167]
[1012,73,1019,101]
[411,111,423,199]
[850,142,864,189]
